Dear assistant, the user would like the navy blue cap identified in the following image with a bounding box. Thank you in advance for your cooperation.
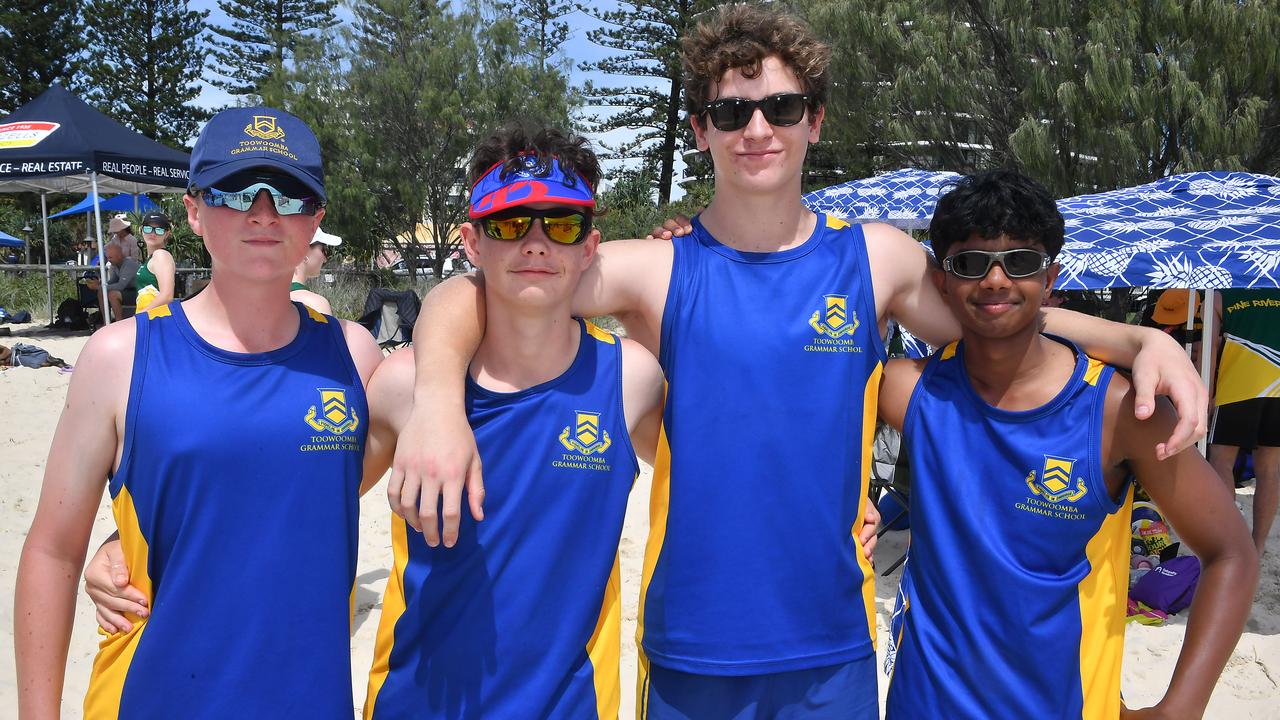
[189,107,325,200]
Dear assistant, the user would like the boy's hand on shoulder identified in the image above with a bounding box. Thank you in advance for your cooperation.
[1129,328,1207,459]
[1120,703,1173,719]
[644,214,694,241]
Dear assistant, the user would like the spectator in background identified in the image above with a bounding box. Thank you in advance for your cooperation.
[1151,288,1205,372]
[134,212,176,315]
[1208,288,1280,557]
[103,242,140,321]
[290,228,341,315]
[107,216,142,263]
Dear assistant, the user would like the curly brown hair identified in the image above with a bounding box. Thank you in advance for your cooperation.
[468,122,602,194]
[681,3,830,123]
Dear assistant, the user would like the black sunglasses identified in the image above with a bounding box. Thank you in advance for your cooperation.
[942,249,1051,279]
[701,93,811,132]
[480,208,592,245]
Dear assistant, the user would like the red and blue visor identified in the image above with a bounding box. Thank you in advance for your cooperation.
[468,155,595,219]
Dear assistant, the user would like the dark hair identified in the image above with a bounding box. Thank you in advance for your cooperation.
[467,123,602,199]
[681,4,830,122]
[929,169,1065,262]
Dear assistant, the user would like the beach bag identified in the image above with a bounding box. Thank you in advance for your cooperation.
[53,298,89,330]
[1130,555,1200,614]
[12,343,50,368]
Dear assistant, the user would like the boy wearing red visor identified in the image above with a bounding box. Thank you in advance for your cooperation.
[361,125,665,719]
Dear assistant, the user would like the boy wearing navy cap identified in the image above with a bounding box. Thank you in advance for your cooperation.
[16,106,382,719]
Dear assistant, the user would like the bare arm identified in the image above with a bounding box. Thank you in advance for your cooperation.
[1042,308,1205,458]
[392,274,486,546]
[1109,380,1258,719]
[16,323,133,719]
[619,338,665,466]
[877,358,926,432]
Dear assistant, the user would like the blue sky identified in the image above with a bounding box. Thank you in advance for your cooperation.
[187,0,681,195]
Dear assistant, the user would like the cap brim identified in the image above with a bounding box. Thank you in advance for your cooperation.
[311,229,342,246]
[192,158,326,201]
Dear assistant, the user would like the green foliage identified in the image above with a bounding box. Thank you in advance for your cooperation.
[82,0,209,148]
[0,0,85,113]
[595,166,709,242]
[579,0,713,205]
[802,0,1280,196]
[0,268,77,320]
[208,0,339,100]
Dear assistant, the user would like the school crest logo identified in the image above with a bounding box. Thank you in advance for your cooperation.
[809,294,858,338]
[305,388,360,435]
[559,411,612,455]
[244,115,286,141]
[1024,455,1087,503]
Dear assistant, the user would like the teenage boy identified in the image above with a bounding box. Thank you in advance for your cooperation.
[15,106,383,719]
[879,170,1257,719]
[391,5,1205,717]
[361,125,665,718]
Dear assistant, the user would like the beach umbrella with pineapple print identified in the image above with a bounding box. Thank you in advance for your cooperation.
[1055,172,1280,291]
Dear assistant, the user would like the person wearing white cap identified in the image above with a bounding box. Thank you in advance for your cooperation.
[290,228,342,315]
[106,215,141,263]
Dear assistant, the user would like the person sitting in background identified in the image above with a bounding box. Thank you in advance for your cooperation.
[106,216,141,263]
[134,212,176,314]
[102,243,140,321]
[290,228,341,315]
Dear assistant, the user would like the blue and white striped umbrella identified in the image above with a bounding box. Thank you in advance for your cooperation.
[803,168,962,230]
[1057,172,1280,290]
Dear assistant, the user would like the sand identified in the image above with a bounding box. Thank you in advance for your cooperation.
[1,324,1277,718]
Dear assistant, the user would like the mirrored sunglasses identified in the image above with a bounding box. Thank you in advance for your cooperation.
[702,93,811,132]
[202,182,324,216]
[141,225,168,235]
[943,249,1050,279]
[480,208,591,245]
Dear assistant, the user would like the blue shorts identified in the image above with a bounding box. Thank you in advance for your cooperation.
[640,654,879,720]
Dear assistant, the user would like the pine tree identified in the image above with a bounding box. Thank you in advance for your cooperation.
[579,0,713,205]
[207,0,339,100]
[0,0,85,113]
[493,0,577,73]
[82,0,209,148]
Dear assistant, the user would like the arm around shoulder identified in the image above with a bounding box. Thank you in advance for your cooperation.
[619,337,665,467]
[863,223,961,348]
[878,357,926,432]
[573,240,672,351]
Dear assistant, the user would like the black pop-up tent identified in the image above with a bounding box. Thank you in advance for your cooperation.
[0,84,190,322]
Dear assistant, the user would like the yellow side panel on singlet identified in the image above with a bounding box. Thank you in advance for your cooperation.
[364,514,410,719]
[1076,484,1134,719]
[83,485,154,719]
[586,554,622,719]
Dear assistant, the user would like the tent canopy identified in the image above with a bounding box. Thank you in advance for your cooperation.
[0,230,22,248]
[0,84,190,195]
[1056,172,1280,290]
[48,192,158,219]
[802,168,962,230]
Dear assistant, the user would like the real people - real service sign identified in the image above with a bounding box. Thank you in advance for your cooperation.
[0,120,189,185]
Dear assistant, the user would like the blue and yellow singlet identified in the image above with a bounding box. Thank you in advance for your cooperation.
[885,337,1133,719]
[84,301,367,719]
[365,319,638,719]
[641,214,887,675]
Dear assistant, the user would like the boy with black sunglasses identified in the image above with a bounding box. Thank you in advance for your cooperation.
[878,169,1256,719]
[392,5,1206,718]
[16,106,382,719]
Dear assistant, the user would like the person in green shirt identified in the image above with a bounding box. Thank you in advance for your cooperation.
[134,212,175,315]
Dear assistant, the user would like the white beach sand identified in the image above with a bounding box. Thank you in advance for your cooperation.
[1,325,1276,717]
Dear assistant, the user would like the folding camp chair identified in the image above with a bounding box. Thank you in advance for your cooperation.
[870,422,911,576]
[357,288,421,353]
